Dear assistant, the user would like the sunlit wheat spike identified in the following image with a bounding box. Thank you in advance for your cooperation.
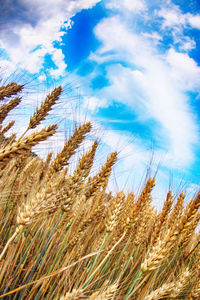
[74,140,98,180]
[88,284,118,300]
[28,86,63,130]
[138,177,155,210]
[60,288,84,299]
[167,192,185,228]
[39,152,53,181]
[0,82,23,101]
[16,175,72,227]
[178,192,200,234]
[0,124,57,164]
[0,121,15,137]
[49,122,92,173]
[134,205,156,245]
[106,191,125,232]
[170,268,190,298]
[0,97,22,124]
[85,151,117,198]
[126,177,155,230]
[179,211,200,248]
[189,276,200,299]
[141,224,179,272]
[144,282,175,300]
[151,191,173,245]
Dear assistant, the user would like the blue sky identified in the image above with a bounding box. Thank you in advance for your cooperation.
[1,0,200,205]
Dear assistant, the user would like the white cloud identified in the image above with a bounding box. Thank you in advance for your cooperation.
[105,0,146,13]
[158,7,186,28]
[90,16,198,169]
[49,49,67,78]
[83,96,108,112]
[166,48,200,90]
[142,32,163,43]
[0,0,101,76]
[179,36,196,51]
[157,3,200,52]
[158,4,200,31]
[187,14,200,29]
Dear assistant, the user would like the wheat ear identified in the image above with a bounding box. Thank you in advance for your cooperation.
[85,151,117,198]
[28,86,63,130]
[151,191,173,245]
[0,121,15,138]
[39,152,53,181]
[74,141,98,180]
[167,192,185,228]
[106,191,125,232]
[126,178,155,230]
[178,192,200,235]
[0,97,21,124]
[144,282,176,300]
[88,284,118,300]
[0,124,57,164]
[60,288,84,299]
[0,82,23,101]
[141,224,179,273]
[170,268,190,298]
[49,122,92,174]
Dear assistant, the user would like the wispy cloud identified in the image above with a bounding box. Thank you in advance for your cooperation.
[87,13,198,168]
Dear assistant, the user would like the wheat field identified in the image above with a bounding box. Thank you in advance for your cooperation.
[0,82,199,299]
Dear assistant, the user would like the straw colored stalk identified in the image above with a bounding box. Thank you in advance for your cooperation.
[28,86,63,130]
[0,82,23,101]
[0,124,57,165]
[0,97,21,124]
[67,203,105,250]
[49,122,92,174]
